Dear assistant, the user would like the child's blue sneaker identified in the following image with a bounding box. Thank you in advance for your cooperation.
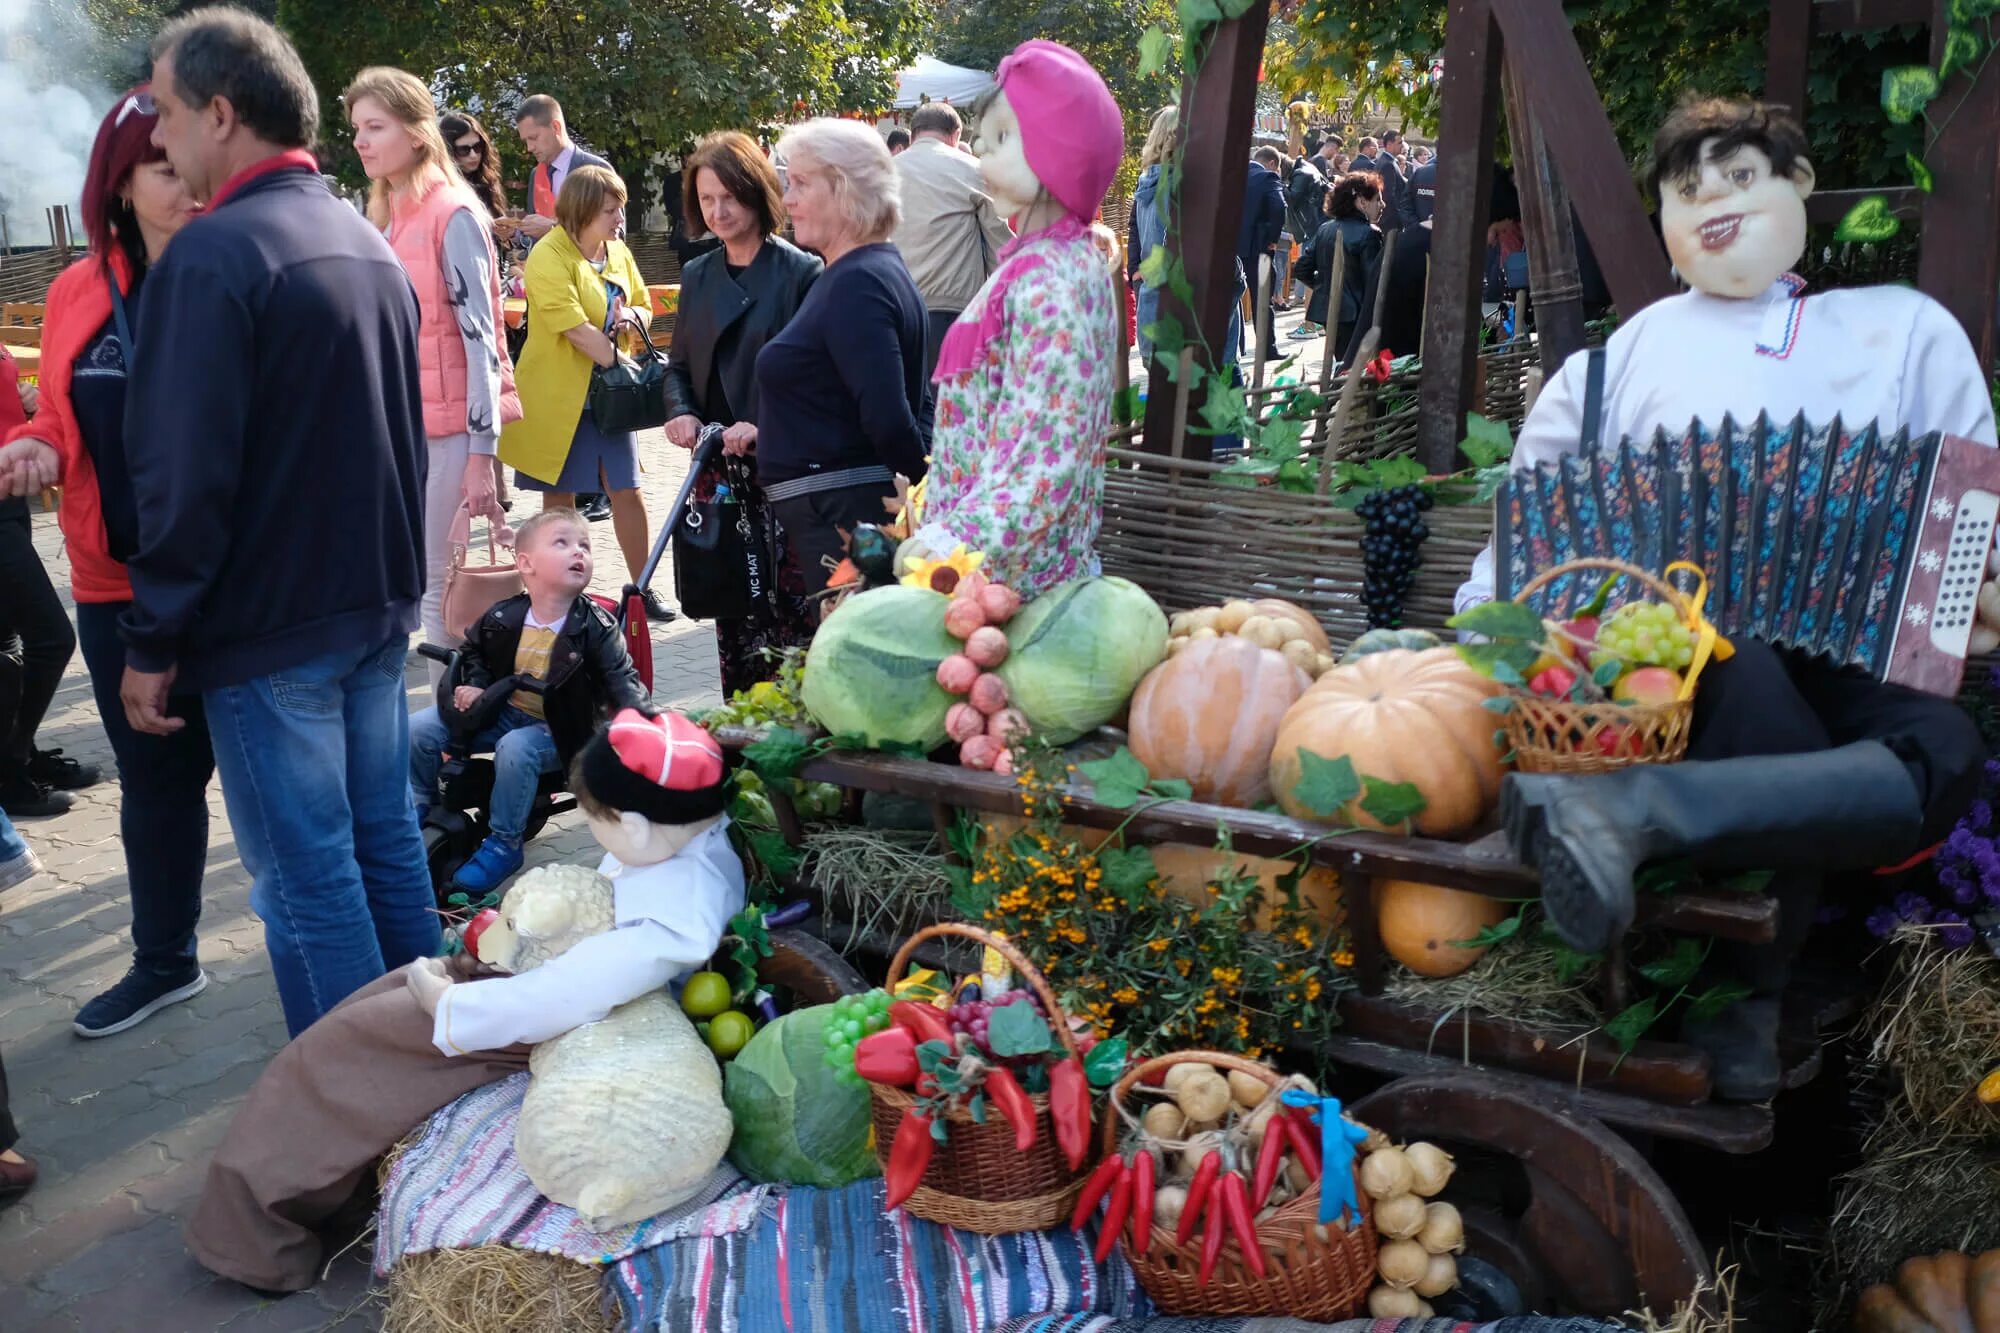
[452,835,524,894]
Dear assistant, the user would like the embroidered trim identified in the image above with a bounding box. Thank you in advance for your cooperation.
[1755,272,1808,360]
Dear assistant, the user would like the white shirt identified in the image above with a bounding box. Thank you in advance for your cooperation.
[431,820,747,1055]
[547,143,579,201]
[1457,279,1998,611]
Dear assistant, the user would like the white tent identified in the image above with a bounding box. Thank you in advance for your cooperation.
[894,56,995,110]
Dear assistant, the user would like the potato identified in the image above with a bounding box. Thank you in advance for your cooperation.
[1168,611,1192,636]
[1174,1072,1233,1124]
[1281,639,1320,673]
[1165,637,1187,657]
[1185,606,1221,634]
[1274,618,1306,645]
[1141,1102,1187,1142]
[1216,600,1255,633]
[1189,626,1219,642]
[1163,1063,1213,1093]
[1227,1069,1271,1109]
[1238,616,1286,650]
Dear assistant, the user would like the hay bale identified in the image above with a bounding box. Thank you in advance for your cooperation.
[381,1248,614,1333]
[1824,1100,2000,1301]
[1865,932,2000,1139]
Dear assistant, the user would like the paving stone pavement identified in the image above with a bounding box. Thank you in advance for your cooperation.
[0,427,722,1330]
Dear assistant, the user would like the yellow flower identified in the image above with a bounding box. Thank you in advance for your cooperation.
[1147,938,1169,953]
[1333,949,1355,968]
[1113,987,1139,1005]
[899,544,985,594]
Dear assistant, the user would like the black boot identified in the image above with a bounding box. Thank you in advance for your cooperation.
[1681,996,1782,1102]
[1501,741,1924,953]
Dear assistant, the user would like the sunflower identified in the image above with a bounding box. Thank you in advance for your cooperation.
[900,543,986,595]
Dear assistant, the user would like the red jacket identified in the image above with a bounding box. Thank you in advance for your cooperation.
[6,251,132,602]
[0,347,26,439]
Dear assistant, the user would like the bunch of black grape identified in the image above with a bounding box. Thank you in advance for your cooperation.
[1355,484,1433,628]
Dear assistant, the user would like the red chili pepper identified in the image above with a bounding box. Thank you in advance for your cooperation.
[1129,1149,1156,1257]
[883,1109,935,1211]
[983,1065,1037,1152]
[1093,1160,1135,1264]
[1196,1181,1226,1285]
[1047,1055,1091,1171]
[1070,1153,1127,1231]
[1250,1112,1288,1210]
[1177,1149,1221,1246]
[1278,1109,1322,1180]
[1219,1169,1267,1279]
[889,1000,953,1045]
[853,1027,920,1085]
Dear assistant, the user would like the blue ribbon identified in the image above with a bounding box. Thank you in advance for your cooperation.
[1279,1089,1372,1228]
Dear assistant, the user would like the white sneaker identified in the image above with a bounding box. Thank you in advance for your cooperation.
[0,847,43,895]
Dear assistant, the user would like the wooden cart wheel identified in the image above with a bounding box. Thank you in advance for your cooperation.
[759,928,870,1004]
[1350,1071,1710,1317]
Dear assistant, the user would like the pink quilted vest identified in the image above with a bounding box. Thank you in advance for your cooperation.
[389,177,522,440]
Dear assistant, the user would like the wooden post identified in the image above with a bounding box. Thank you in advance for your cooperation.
[1917,0,2000,372]
[1142,3,1272,460]
[1502,57,1588,369]
[1417,0,1503,473]
[1765,0,1813,117]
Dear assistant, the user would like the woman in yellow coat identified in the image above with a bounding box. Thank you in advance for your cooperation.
[503,165,671,619]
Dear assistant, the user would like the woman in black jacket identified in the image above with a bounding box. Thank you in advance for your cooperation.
[662,132,822,694]
[1296,171,1385,368]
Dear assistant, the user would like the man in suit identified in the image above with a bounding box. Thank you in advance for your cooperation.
[1240,148,1287,359]
[514,94,614,521]
[1350,135,1380,175]
[1410,150,1438,225]
[1376,129,1420,228]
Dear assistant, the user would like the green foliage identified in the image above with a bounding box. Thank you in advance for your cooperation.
[276,0,929,194]
[932,0,1182,147]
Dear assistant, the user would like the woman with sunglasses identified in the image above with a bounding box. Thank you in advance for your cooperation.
[439,111,513,244]
[345,68,522,676]
[0,86,218,1039]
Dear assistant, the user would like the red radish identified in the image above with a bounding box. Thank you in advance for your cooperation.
[960,735,1002,769]
[987,708,1029,743]
[992,747,1014,777]
[946,703,987,744]
[969,673,1009,714]
[964,626,1010,669]
[944,598,988,640]
[936,654,979,695]
[977,583,1022,624]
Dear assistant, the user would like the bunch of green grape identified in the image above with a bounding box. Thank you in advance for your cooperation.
[1588,600,1695,672]
[821,988,894,1086]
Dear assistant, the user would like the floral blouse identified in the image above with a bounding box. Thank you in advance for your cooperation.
[924,220,1118,595]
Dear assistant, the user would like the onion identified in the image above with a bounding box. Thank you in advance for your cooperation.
[936,654,979,695]
[945,703,987,744]
[1414,1252,1458,1298]
[986,708,1029,743]
[991,747,1014,778]
[1373,1192,1425,1240]
[1163,1063,1212,1093]
[1141,1102,1186,1142]
[1359,1146,1415,1200]
[1368,1285,1426,1317]
[1377,1238,1429,1289]
[1227,1070,1270,1108]
[964,625,1010,668]
[1152,1184,1187,1230]
[1417,1201,1465,1255]
[959,735,1001,770]
[1174,1073,1232,1124]
[976,583,1022,625]
[968,673,1008,714]
[944,596,988,640]
[1176,1130,1224,1179]
[1403,1141,1456,1197]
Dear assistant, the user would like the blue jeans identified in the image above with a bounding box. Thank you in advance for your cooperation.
[204,633,440,1037]
[76,602,213,977]
[0,804,24,864]
[408,704,558,842]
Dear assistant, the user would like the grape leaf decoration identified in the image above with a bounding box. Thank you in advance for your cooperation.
[1289,750,1362,819]
[1832,195,1901,245]
[1941,24,1984,81]
[1881,66,1941,125]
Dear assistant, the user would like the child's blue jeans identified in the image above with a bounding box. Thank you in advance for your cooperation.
[408,704,560,844]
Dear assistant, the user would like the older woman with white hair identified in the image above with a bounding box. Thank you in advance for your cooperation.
[753,118,927,594]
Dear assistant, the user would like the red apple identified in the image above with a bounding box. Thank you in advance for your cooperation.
[1613,666,1682,706]
[1595,722,1643,758]
[1529,665,1577,698]
[462,908,500,960]
[1560,615,1602,662]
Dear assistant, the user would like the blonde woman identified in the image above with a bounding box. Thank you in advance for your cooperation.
[1131,105,1178,357]
[504,166,669,616]
[344,67,520,664]
[755,119,926,592]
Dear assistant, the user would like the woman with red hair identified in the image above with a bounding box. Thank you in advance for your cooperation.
[0,87,215,1039]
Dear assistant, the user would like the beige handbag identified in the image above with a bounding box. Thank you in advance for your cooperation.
[440,501,522,642]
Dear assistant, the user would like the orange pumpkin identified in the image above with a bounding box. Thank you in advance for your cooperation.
[1129,635,1311,806]
[1268,648,1505,838]
[1376,880,1508,977]
[1250,599,1332,654]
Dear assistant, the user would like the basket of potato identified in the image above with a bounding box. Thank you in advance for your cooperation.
[1167,599,1338,680]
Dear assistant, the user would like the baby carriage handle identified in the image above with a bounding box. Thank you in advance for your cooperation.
[622,423,725,621]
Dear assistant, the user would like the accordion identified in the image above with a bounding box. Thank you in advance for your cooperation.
[1494,415,2000,696]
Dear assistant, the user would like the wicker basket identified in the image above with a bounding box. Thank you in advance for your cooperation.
[1107,1051,1376,1319]
[1502,559,1697,774]
[868,923,1092,1233]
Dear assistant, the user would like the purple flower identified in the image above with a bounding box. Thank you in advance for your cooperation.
[1865,906,1902,939]
[1893,891,1935,924]
[1934,909,1976,950]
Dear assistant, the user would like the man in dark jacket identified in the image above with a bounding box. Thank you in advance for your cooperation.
[1239,149,1287,358]
[1376,129,1420,228]
[1410,154,1438,224]
[124,8,439,1038]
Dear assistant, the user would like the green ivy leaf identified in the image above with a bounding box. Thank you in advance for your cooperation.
[1177,0,1224,28]
[1098,844,1160,909]
[1906,152,1936,194]
[946,811,982,862]
[1636,938,1705,989]
[1604,996,1662,1052]
[1080,747,1151,809]
[1275,458,1316,492]
[1481,694,1516,713]
[1549,939,1605,984]
[1717,869,1775,895]
[1290,749,1361,819]
[967,1090,987,1124]
[1084,1036,1129,1089]
[988,1001,1054,1058]
[744,726,816,784]
[747,828,803,879]
[1636,859,1699,896]
[1952,0,2000,22]
[1592,658,1623,689]
[1146,778,1196,801]
[1881,66,1941,125]
[1942,25,1984,80]
[1199,380,1253,438]
[1833,196,1902,244]
[1685,979,1754,1024]
[1458,413,1515,468]
[1365,456,1429,489]
[1138,24,1175,79]
[1359,778,1429,828]
[1136,244,1171,289]
[1450,909,1523,949]
[1113,383,1144,426]
[1447,600,1545,643]
[945,863,986,919]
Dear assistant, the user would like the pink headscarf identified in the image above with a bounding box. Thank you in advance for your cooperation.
[994,39,1123,221]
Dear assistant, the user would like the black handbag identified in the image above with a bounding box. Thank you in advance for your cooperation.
[673,443,778,621]
[587,334,670,433]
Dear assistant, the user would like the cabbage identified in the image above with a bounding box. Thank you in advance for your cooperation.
[724,1004,880,1188]
[996,577,1169,744]
[801,586,958,748]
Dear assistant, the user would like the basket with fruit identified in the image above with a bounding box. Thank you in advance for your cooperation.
[1090,1051,1378,1319]
[1452,559,1729,774]
[852,922,1112,1233]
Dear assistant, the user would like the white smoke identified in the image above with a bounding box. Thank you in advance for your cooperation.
[0,0,123,247]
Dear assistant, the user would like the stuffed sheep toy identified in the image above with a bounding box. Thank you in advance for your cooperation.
[474,861,734,1230]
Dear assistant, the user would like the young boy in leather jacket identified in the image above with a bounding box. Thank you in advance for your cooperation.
[410,507,646,891]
